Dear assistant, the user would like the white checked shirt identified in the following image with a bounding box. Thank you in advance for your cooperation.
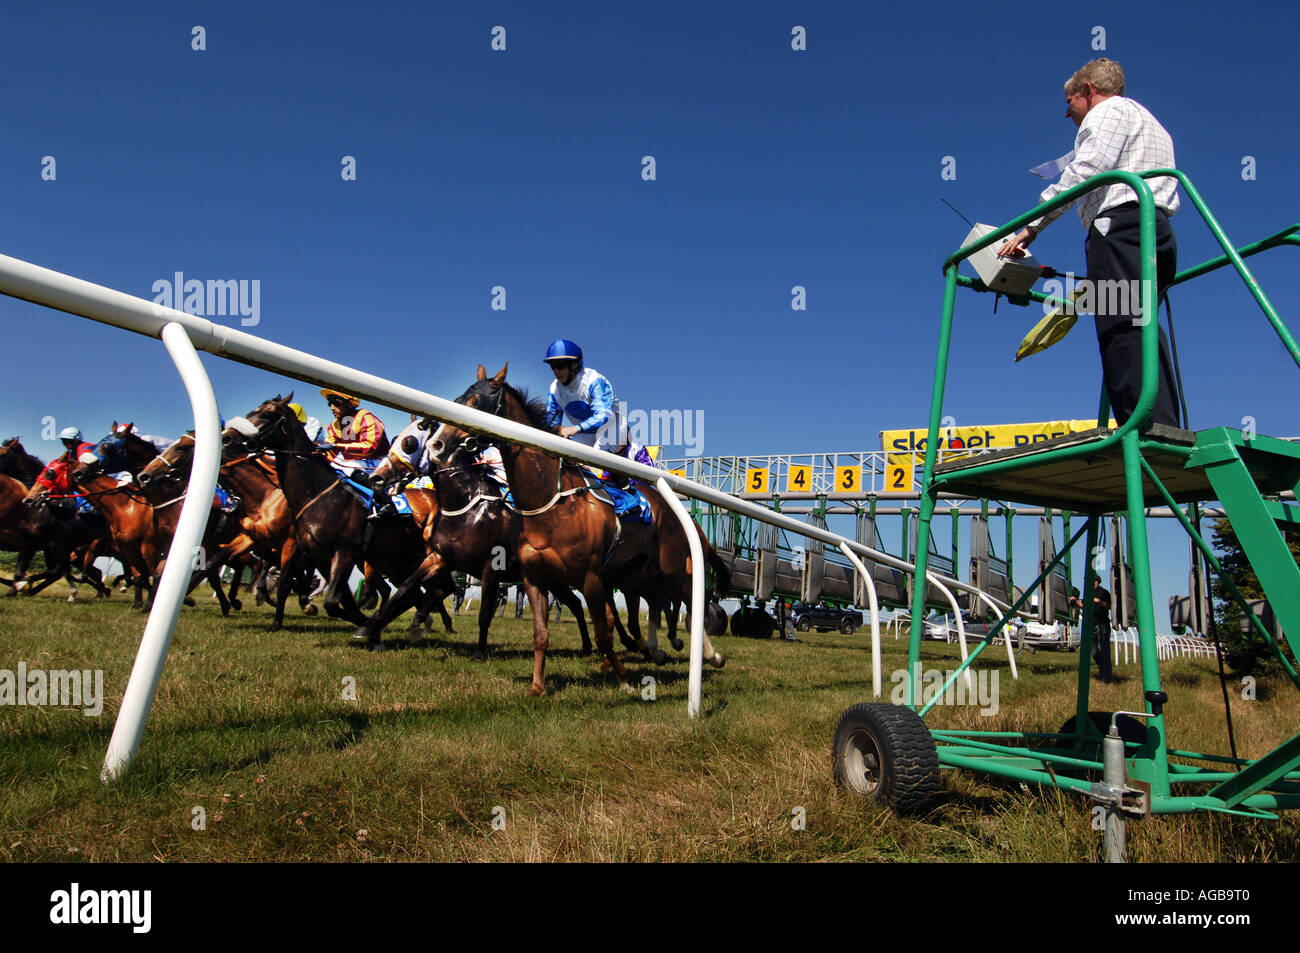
[1030,96,1179,233]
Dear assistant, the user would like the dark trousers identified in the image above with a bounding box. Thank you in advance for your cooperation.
[1092,623,1113,682]
[1084,204,1180,428]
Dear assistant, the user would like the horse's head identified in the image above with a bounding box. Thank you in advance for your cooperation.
[428,363,551,466]
[226,393,311,456]
[0,438,21,476]
[137,433,194,487]
[70,431,129,484]
[374,419,434,484]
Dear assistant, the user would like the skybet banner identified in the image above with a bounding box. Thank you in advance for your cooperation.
[881,419,1117,468]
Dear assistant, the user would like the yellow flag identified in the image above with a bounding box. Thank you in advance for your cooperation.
[1016,289,1084,362]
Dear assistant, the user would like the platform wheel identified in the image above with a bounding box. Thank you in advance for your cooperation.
[703,602,728,637]
[833,703,940,814]
[730,608,750,637]
[750,609,775,640]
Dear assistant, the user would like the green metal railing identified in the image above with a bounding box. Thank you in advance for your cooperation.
[909,169,1300,815]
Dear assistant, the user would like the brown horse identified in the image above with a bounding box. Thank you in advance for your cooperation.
[61,428,246,612]
[227,395,450,645]
[426,365,725,695]
[358,441,595,656]
[1,438,113,599]
[139,432,322,630]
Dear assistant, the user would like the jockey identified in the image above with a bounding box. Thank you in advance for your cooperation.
[321,389,389,476]
[543,339,621,453]
[288,402,325,444]
[543,339,657,484]
[35,427,96,510]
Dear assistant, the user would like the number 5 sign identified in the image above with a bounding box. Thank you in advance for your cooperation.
[745,468,769,494]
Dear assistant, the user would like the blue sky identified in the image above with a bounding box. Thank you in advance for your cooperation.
[3,0,1297,620]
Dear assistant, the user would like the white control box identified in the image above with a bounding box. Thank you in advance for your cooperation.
[963,223,1042,296]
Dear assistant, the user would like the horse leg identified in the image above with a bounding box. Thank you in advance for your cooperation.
[584,574,631,692]
[621,595,645,651]
[556,588,592,655]
[525,579,552,695]
[350,556,438,646]
[642,597,668,666]
[664,599,685,651]
[473,563,501,660]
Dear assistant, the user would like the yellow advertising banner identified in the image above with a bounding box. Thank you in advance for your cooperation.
[881,419,1117,468]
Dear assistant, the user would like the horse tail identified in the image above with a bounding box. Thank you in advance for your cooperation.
[702,531,731,603]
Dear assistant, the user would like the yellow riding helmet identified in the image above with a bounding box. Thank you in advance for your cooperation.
[288,403,308,425]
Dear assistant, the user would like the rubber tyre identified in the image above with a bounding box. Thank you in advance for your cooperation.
[704,602,728,637]
[730,609,750,637]
[833,703,940,814]
[795,617,812,632]
[839,617,856,635]
[751,610,775,640]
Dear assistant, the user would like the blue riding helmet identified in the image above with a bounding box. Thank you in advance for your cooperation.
[544,339,583,364]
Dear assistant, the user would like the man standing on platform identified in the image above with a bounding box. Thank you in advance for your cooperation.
[999,58,1182,428]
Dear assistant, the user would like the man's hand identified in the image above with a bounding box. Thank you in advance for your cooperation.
[998,227,1037,258]
[558,425,580,438]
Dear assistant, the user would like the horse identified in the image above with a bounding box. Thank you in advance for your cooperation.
[62,428,245,612]
[1,438,113,600]
[138,431,325,630]
[426,364,725,695]
[226,395,450,644]
[358,437,597,656]
[364,419,596,656]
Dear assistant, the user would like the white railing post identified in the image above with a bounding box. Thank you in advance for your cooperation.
[101,323,221,781]
[655,478,705,718]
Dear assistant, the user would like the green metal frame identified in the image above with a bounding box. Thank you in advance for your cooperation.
[908,169,1300,817]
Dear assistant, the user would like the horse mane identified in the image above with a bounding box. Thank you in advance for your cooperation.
[504,383,558,435]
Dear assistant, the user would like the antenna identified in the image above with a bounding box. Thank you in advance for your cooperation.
[942,198,976,229]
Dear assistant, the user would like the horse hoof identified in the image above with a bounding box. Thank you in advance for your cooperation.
[471,650,487,662]
[619,681,636,694]
[580,646,593,657]
[652,649,668,666]
[230,599,243,611]
[529,683,546,696]
[350,630,372,644]
[183,597,196,607]
[670,639,684,652]
[303,605,318,616]
[708,653,726,669]
[268,623,282,633]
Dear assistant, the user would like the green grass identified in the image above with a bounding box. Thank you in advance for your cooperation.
[1,581,1298,862]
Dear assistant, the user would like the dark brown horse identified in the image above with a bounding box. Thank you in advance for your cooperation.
[139,431,325,630]
[426,365,725,695]
[2,438,113,599]
[61,428,246,612]
[358,441,595,656]
[227,395,449,644]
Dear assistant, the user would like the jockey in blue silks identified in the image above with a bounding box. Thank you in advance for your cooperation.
[543,339,621,452]
[543,339,656,481]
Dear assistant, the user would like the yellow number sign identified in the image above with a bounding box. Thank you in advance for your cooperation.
[787,465,811,493]
[745,468,769,494]
[835,465,861,493]
[667,468,686,479]
[887,460,914,492]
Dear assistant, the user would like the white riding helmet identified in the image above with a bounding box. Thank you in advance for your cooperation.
[59,427,82,442]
